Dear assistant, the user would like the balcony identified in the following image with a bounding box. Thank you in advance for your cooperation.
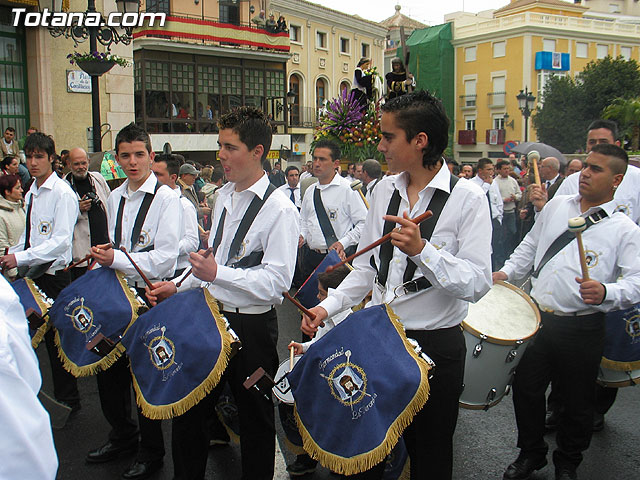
[485,129,506,145]
[487,91,506,108]
[290,106,320,128]
[133,14,290,52]
[460,94,477,110]
[458,130,477,145]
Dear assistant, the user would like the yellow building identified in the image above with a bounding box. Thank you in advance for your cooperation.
[448,0,640,160]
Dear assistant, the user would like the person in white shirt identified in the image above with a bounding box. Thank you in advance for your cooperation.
[277,165,301,209]
[151,153,199,278]
[0,275,58,480]
[362,158,382,200]
[299,160,313,180]
[495,159,522,264]
[470,158,504,270]
[89,123,181,480]
[344,161,356,183]
[494,144,640,480]
[1,132,80,412]
[303,91,492,479]
[147,106,300,480]
[299,139,367,278]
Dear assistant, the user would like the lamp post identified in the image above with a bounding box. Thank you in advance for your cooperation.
[516,87,536,142]
[39,0,139,153]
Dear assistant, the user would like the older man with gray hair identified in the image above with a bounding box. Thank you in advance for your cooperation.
[539,156,563,200]
[362,158,382,198]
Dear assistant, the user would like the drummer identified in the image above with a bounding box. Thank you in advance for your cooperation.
[303,90,493,479]
[147,106,300,480]
[493,144,640,480]
[89,123,181,479]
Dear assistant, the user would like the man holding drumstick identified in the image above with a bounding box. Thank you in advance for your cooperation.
[303,90,493,479]
[494,144,640,480]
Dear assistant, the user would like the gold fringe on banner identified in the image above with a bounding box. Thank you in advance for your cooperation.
[293,304,431,475]
[131,288,233,420]
[600,356,640,371]
[282,434,307,456]
[24,278,52,348]
[53,271,141,377]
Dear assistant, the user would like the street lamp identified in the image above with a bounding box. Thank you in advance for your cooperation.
[516,87,536,142]
[38,0,139,153]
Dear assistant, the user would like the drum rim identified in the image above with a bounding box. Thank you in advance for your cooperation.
[462,281,541,346]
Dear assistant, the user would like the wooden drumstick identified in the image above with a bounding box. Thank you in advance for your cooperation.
[350,180,370,209]
[64,243,114,272]
[289,344,295,372]
[198,223,206,235]
[175,247,213,288]
[528,151,541,186]
[283,291,317,322]
[119,247,154,290]
[326,210,434,273]
[569,217,590,281]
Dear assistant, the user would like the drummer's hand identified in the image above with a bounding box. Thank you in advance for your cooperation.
[199,229,210,245]
[288,341,304,355]
[492,271,508,284]
[91,245,114,266]
[529,184,547,212]
[384,211,424,257]
[0,254,17,270]
[576,277,606,305]
[301,306,327,336]
[146,281,177,306]
[190,249,218,282]
[329,241,346,260]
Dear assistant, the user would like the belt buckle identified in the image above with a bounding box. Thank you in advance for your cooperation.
[588,212,604,224]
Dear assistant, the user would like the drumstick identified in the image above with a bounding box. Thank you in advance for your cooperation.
[119,247,154,290]
[326,210,434,273]
[63,243,113,272]
[283,291,317,322]
[198,224,206,235]
[568,217,590,281]
[350,180,370,209]
[289,344,295,372]
[528,151,541,186]
[175,247,213,288]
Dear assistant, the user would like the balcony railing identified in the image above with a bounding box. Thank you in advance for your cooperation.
[459,94,477,108]
[487,91,506,107]
[133,14,290,52]
[458,130,477,145]
[290,106,320,128]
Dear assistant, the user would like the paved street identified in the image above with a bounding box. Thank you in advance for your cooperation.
[43,296,640,479]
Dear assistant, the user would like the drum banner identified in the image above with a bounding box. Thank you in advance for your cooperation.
[287,304,430,475]
[49,268,140,376]
[602,305,640,371]
[294,250,342,309]
[11,278,52,348]
[121,288,232,420]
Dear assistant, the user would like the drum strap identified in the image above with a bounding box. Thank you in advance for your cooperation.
[114,181,160,251]
[375,174,459,288]
[211,183,276,266]
[531,208,608,279]
[313,187,339,248]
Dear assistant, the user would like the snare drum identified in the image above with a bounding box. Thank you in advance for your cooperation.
[11,277,54,348]
[272,355,302,405]
[460,281,540,410]
[597,305,640,387]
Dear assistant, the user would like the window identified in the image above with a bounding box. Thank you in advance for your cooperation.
[316,31,327,49]
[621,46,632,60]
[543,39,556,52]
[361,42,370,58]
[289,74,301,126]
[463,79,476,107]
[146,0,169,14]
[537,71,566,103]
[493,116,505,130]
[576,42,588,58]
[0,21,29,138]
[465,117,476,131]
[290,25,301,43]
[597,44,609,59]
[493,41,506,58]
[340,37,350,54]
[465,46,476,62]
[219,1,239,25]
[609,3,621,13]
[340,81,350,95]
[490,76,505,107]
[316,78,327,111]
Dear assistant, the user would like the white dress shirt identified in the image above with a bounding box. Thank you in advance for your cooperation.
[300,171,312,181]
[107,173,181,284]
[179,174,300,308]
[174,186,199,271]
[470,175,503,224]
[11,172,79,274]
[501,195,640,314]
[277,183,301,209]
[301,297,351,353]
[319,163,493,330]
[300,173,367,250]
[556,165,640,224]
[0,276,58,480]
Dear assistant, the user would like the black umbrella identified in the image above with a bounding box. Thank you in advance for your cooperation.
[511,142,566,166]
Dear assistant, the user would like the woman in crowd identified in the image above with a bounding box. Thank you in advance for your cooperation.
[0,174,25,279]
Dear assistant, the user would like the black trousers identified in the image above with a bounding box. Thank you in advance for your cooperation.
[95,287,164,462]
[346,325,466,480]
[513,311,605,469]
[34,271,80,408]
[171,307,279,480]
[301,246,326,282]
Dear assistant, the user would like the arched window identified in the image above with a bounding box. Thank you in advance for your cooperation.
[340,81,350,96]
[289,74,301,126]
[316,78,327,111]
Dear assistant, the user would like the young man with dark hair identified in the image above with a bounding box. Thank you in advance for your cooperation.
[278,165,301,209]
[495,159,521,261]
[471,158,504,269]
[494,143,640,480]
[1,132,81,411]
[299,139,366,277]
[1,127,19,157]
[148,106,300,480]
[88,122,181,479]
[303,90,492,479]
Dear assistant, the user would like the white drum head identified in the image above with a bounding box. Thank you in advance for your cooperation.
[463,282,540,343]
[272,355,302,404]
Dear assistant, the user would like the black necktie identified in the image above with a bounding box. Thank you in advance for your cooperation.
[24,195,33,249]
[546,180,551,190]
[289,188,296,204]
